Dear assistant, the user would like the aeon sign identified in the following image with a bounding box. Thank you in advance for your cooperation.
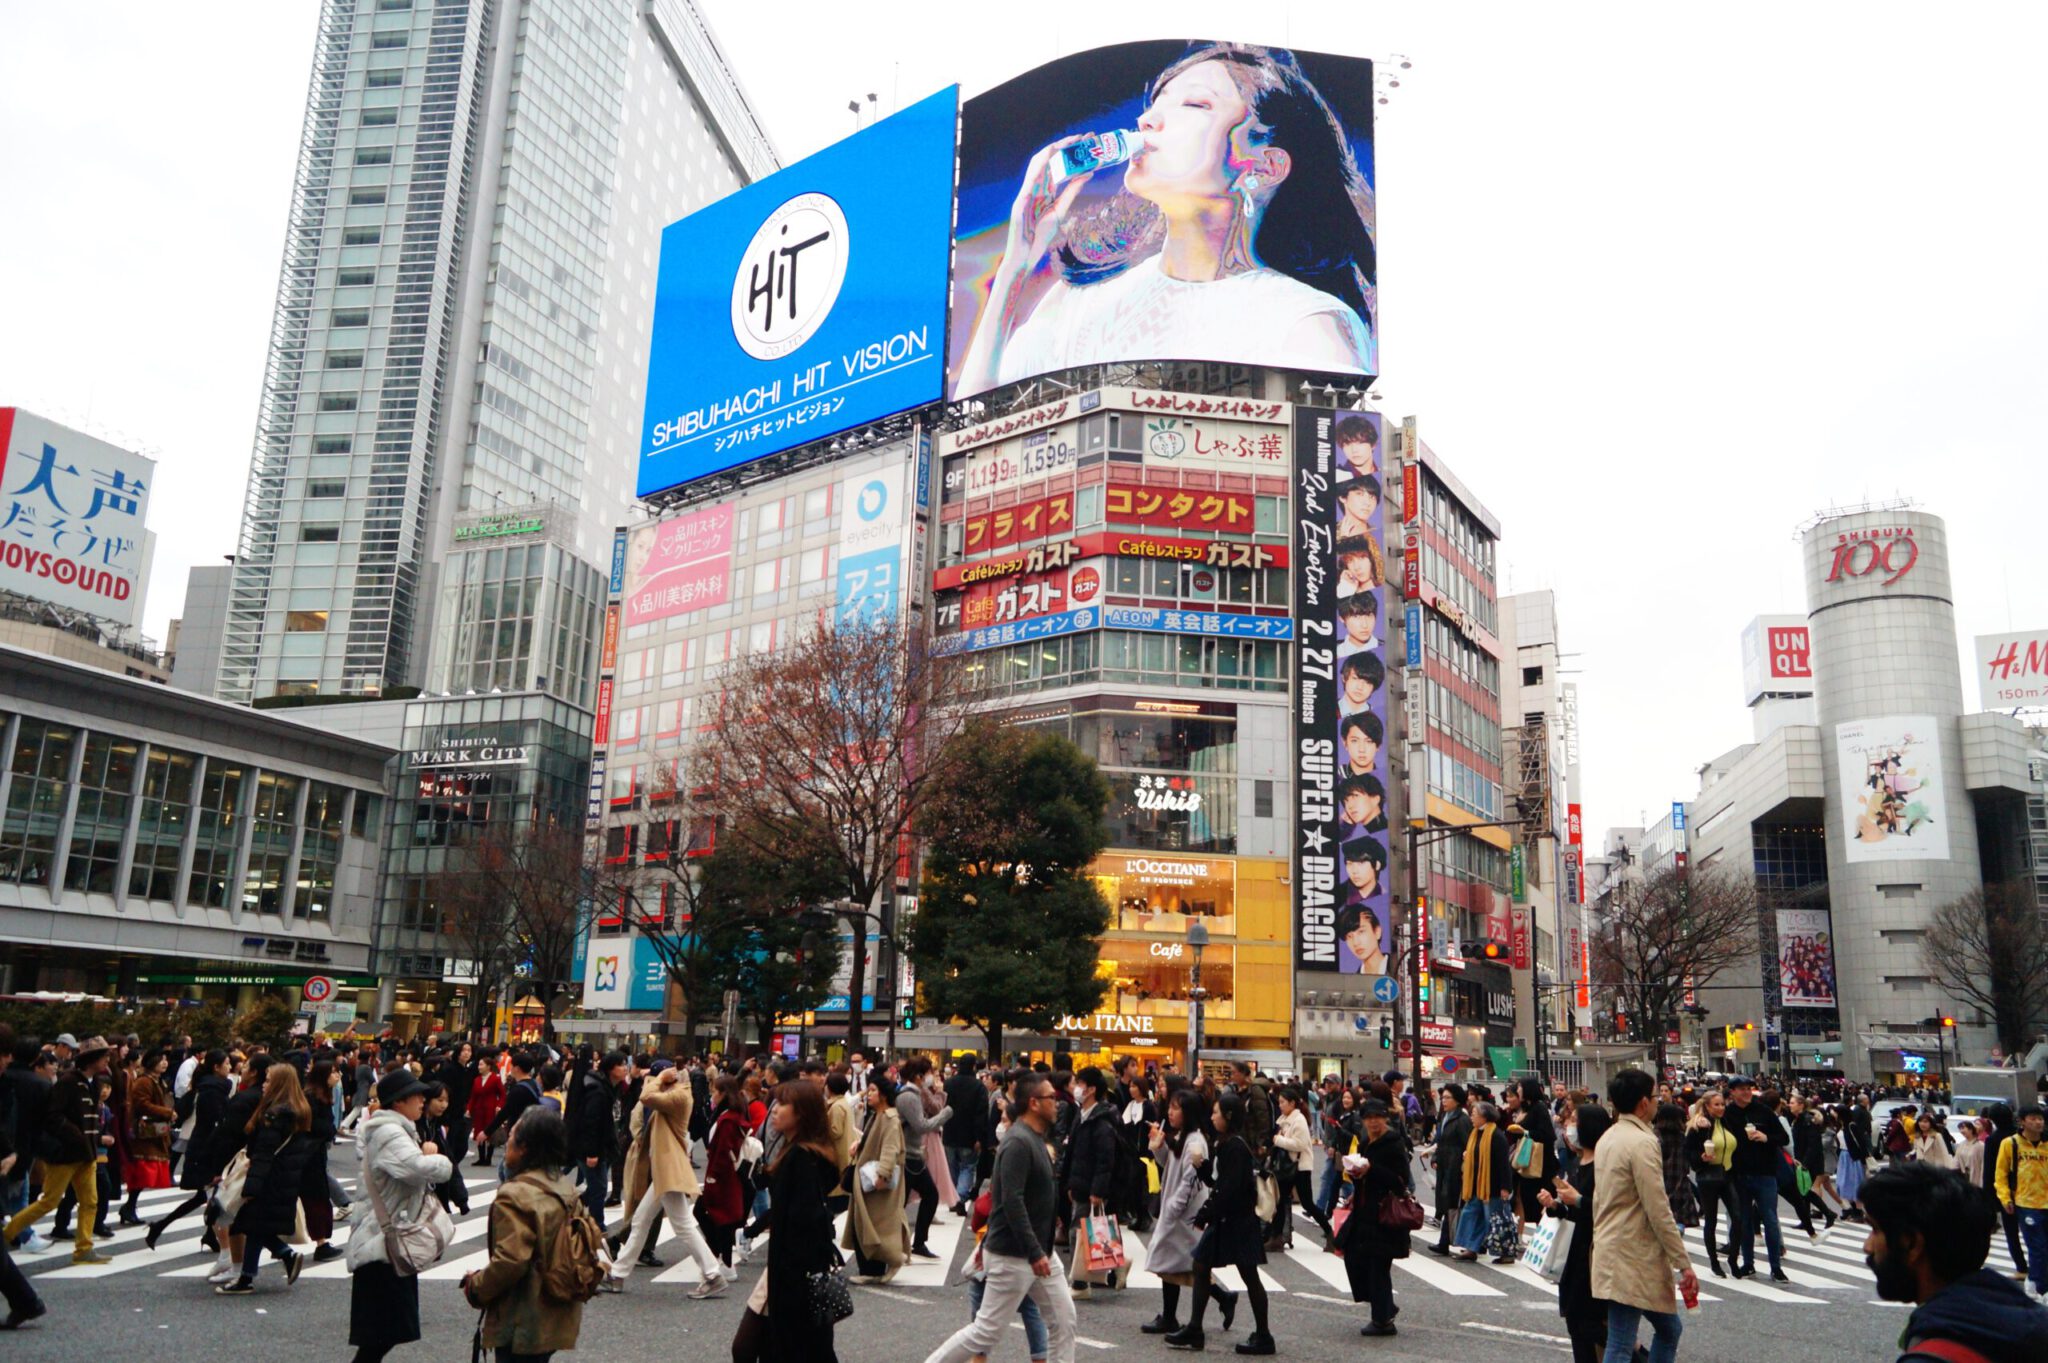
[1825,527,1918,588]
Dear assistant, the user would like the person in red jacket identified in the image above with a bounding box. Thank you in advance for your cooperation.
[698,1075,751,1268]
[466,1046,506,1168]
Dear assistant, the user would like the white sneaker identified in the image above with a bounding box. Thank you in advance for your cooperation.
[18,1232,53,1254]
[688,1273,729,1299]
[207,1258,239,1284]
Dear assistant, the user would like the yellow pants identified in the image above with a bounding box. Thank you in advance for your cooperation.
[5,1159,98,1261]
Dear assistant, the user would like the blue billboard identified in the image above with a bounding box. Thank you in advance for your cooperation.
[637,87,959,498]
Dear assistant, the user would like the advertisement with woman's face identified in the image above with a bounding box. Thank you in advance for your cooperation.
[951,41,1376,399]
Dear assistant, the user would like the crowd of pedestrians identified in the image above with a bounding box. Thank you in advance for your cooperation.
[6,1016,2048,1363]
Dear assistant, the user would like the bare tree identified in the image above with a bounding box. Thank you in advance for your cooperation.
[702,613,970,1053]
[1920,881,2048,1056]
[1590,866,1763,1070]
[442,823,611,1042]
[437,866,518,1038]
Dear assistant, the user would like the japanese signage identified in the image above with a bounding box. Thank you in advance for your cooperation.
[933,531,1283,592]
[1292,406,1387,975]
[582,934,669,1012]
[1740,615,1815,705]
[0,408,154,628]
[1104,484,1255,534]
[1510,908,1531,971]
[837,460,910,624]
[1974,630,2048,708]
[949,41,1377,398]
[1837,714,1951,863]
[1777,907,1837,1007]
[452,510,545,542]
[593,678,614,746]
[962,490,1076,555]
[638,88,956,496]
[600,603,620,671]
[585,752,607,830]
[1509,844,1525,900]
[929,603,1294,656]
[1419,1020,1456,1050]
[621,502,734,627]
[946,556,1100,632]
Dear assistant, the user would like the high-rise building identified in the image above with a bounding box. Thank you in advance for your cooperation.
[217,0,776,707]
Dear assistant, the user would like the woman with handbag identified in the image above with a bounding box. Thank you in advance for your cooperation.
[1166,1090,1272,1355]
[217,1063,317,1295]
[119,1047,176,1222]
[147,1048,234,1251]
[1535,1103,1613,1363]
[347,1069,454,1363]
[1450,1101,1517,1263]
[1508,1077,1557,1230]
[731,1079,844,1363]
[843,1076,909,1283]
[1143,1086,1233,1339]
[1335,1097,1414,1339]
[300,1062,346,1263]
[461,1107,584,1363]
[1265,1087,1334,1251]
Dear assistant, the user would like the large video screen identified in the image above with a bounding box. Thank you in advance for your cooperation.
[951,41,1376,399]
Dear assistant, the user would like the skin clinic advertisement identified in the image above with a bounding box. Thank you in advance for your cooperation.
[951,40,1376,399]
[637,88,958,498]
[1293,407,1386,973]
[1836,714,1951,863]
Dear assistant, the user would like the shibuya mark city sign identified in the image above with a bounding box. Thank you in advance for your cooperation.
[637,88,957,497]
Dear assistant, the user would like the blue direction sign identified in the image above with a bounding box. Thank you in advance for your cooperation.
[1369,975,1400,1004]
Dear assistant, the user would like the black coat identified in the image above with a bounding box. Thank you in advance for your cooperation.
[764,1146,841,1363]
[298,1092,337,1199]
[1193,1133,1265,1269]
[1792,1110,1826,1174]
[1059,1103,1119,1207]
[1335,1129,1412,1261]
[1432,1107,1472,1208]
[1720,1098,1787,1178]
[178,1074,236,1190]
[1,1064,51,1164]
[437,1058,476,1116]
[569,1073,618,1160]
[489,1077,542,1141]
[232,1107,317,1239]
[942,1072,987,1149]
[1552,1159,1607,1324]
[1514,1103,1558,1182]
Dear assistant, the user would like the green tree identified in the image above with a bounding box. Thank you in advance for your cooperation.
[234,995,298,1055]
[909,718,1112,1059]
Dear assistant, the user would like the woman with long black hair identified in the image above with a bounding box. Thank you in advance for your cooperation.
[1266,1086,1334,1250]
[1537,1103,1615,1363]
[146,1049,233,1250]
[956,42,1375,397]
[1167,1090,1271,1355]
[1143,1085,1233,1338]
[730,1079,842,1363]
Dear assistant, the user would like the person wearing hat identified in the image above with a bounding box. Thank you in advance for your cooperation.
[3,1038,114,1264]
[347,1068,454,1361]
[1720,1075,1790,1282]
[50,1036,77,1066]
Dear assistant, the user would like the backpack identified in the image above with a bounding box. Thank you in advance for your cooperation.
[538,1185,611,1304]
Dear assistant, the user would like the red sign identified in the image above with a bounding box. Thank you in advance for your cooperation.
[600,603,620,672]
[963,491,1075,554]
[1567,803,1583,846]
[1420,1020,1457,1050]
[1766,626,1811,680]
[1402,528,1420,597]
[1103,484,1254,533]
[1825,526,1918,587]
[593,677,614,745]
[933,531,1283,591]
[1510,910,1531,971]
[956,559,1096,631]
[1395,1038,1415,1058]
[1402,463,1419,525]
[1070,565,1101,604]
[302,975,336,1005]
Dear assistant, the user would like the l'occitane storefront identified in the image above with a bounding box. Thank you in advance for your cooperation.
[1056,851,1292,1068]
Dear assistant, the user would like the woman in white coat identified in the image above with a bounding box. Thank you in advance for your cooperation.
[1142,1087,1238,1338]
[347,1071,455,1363]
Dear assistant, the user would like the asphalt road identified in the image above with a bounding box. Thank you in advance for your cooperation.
[6,1149,1932,1361]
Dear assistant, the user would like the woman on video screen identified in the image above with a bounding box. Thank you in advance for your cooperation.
[956,43,1376,396]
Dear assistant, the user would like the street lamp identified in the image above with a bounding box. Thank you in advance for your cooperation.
[1186,918,1209,1077]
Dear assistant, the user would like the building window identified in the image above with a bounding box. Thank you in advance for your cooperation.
[331,310,370,328]
[286,610,330,632]
[354,147,393,166]
[130,745,197,902]
[376,0,411,9]
[301,525,341,543]
[347,187,387,206]
[359,108,397,127]
[318,393,358,412]
[243,771,300,915]
[0,718,76,888]
[312,436,353,455]
[365,68,404,88]
[296,781,346,921]
[370,30,408,48]
[187,761,245,909]
[1254,779,1274,819]
[307,479,347,499]
[1522,665,1543,686]
[341,227,381,246]
[325,351,363,370]
[336,267,376,287]
[62,731,138,895]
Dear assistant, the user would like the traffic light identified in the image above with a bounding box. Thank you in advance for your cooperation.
[1482,941,1503,960]
[1941,1016,1958,1028]
[900,1005,916,1031]
[1378,1019,1393,1049]
[1742,1021,1757,1032]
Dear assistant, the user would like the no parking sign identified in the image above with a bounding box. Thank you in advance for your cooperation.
[302,975,336,1006]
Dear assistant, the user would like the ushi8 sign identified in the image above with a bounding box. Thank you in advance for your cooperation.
[1292,407,1388,974]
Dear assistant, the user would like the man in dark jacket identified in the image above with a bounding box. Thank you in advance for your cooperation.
[485,1048,543,1175]
[1230,1061,1273,1157]
[1864,1162,2048,1362]
[1,1040,113,1265]
[1722,1076,1790,1281]
[1,1040,51,1241]
[1058,1067,1121,1298]
[943,1055,987,1206]
[571,1052,627,1222]
[0,1116,47,1329]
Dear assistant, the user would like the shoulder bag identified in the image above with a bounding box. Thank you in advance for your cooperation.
[807,1245,856,1326]
[363,1136,456,1275]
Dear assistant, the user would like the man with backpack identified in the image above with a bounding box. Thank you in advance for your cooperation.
[1995,1104,2048,1299]
[463,1107,595,1357]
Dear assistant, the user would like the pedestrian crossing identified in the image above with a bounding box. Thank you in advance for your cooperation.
[14,1174,2029,1316]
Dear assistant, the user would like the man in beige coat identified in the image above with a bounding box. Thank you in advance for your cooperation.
[602,1062,733,1298]
[1592,1068,1698,1363]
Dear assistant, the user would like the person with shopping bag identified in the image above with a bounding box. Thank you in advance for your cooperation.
[1058,1068,1121,1298]
[1451,1101,1519,1263]
[1536,1104,1614,1363]
[347,1069,455,1363]
[1334,1097,1413,1338]
[216,1063,318,1295]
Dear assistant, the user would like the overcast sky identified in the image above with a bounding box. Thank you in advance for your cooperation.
[2,2,2042,838]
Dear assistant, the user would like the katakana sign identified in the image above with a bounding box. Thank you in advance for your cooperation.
[0,408,154,628]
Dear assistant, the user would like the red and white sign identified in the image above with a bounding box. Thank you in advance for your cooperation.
[1402,463,1419,526]
[962,490,1075,554]
[933,530,1284,591]
[302,976,336,1006]
[1825,526,1918,588]
[1976,630,2048,708]
[1395,1038,1415,1058]
[1510,910,1531,971]
[1420,1020,1457,1050]
[1741,615,1815,704]
[593,677,615,745]
[1566,804,1583,846]
[1069,564,1101,605]
[622,501,734,626]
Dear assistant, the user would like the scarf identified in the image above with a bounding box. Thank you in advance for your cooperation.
[1462,1119,1495,1201]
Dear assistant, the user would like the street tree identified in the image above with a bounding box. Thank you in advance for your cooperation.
[1919,881,2048,1057]
[705,612,970,1052]
[440,822,609,1041]
[1589,865,1762,1070]
[908,717,1113,1059]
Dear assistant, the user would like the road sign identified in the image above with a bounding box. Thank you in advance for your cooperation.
[302,975,336,1006]
[1369,975,1399,1004]
[1396,1038,1415,1058]
[1441,1054,1461,1072]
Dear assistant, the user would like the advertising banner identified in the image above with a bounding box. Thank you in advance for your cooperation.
[933,531,1283,592]
[621,502,734,627]
[638,87,958,497]
[963,490,1076,554]
[1293,406,1386,974]
[930,602,1294,656]
[582,935,668,1012]
[1510,908,1531,971]
[1837,715,1951,862]
[1776,907,1837,1007]
[1103,484,1256,534]
[0,408,154,628]
[1975,630,2048,708]
[1740,614,1814,704]
[950,41,1376,399]
[836,463,909,624]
